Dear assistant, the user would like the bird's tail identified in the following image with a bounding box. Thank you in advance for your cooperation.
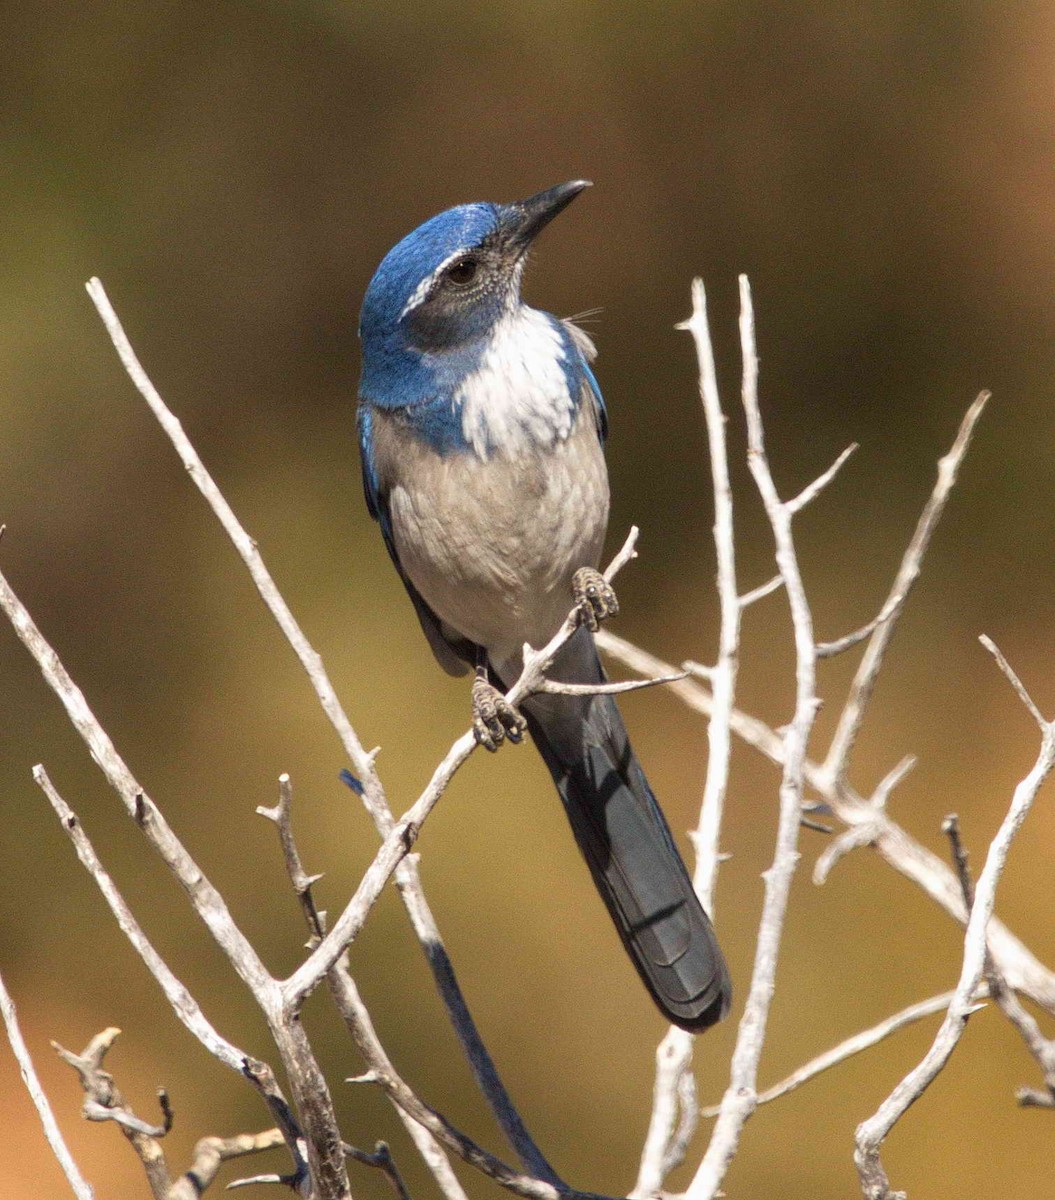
[515,630,731,1032]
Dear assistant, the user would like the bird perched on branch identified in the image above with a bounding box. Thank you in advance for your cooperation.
[356,182,731,1031]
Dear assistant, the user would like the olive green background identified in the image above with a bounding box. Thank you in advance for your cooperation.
[2,3,1054,1197]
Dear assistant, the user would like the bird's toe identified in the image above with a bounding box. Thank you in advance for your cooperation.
[572,566,619,631]
[471,678,524,752]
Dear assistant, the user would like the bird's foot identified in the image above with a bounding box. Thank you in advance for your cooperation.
[572,567,619,632]
[471,677,526,752]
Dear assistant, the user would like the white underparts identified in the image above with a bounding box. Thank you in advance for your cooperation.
[456,307,577,458]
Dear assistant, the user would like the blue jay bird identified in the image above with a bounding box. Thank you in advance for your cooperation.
[357,182,731,1031]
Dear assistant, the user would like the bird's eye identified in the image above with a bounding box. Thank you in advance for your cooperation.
[445,256,479,287]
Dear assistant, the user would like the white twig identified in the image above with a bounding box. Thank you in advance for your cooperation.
[260,775,468,1200]
[854,643,1055,1200]
[0,567,348,1191]
[32,767,308,1176]
[812,822,881,886]
[786,442,858,514]
[707,990,966,1114]
[822,392,990,787]
[0,969,95,1200]
[34,768,252,1074]
[680,277,740,920]
[738,575,784,609]
[531,669,686,697]
[944,808,1055,1105]
[980,635,1046,730]
[0,567,274,1001]
[687,275,821,1200]
[283,530,640,1007]
[84,279,380,798]
[636,280,741,1198]
[813,756,916,885]
[84,278,558,1185]
[816,607,889,659]
[596,627,1055,1013]
[633,1030,696,1198]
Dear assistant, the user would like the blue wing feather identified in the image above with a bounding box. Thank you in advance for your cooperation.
[580,356,608,443]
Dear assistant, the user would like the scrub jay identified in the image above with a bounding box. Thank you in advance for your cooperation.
[357,182,731,1031]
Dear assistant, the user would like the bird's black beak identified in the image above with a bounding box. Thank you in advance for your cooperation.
[501,180,591,253]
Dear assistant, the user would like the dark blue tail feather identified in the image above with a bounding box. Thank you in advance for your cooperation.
[518,633,731,1031]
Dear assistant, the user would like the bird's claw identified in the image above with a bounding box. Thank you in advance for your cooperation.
[572,567,619,631]
[471,677,526,752]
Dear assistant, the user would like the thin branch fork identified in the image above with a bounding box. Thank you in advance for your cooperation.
[33,767,310,1183]
[637,278,740,1198]
[54,1027,288,1200]
[596,624,1055,1013]
[85,276,560,1186]
[943,813,1055,1107]
[702,988,968,1116]
[687,275,822,1200]
[0,969,95,1200]
[0,555,352,1191]
[821,391,990,787]
[281,527,640,1010]
[854,641,1055,1200]
[260,776,468,1200]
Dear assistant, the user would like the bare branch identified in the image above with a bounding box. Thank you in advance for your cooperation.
[260,776,468,1200]
[343,1142,414,1200]
[0,569,275,1004]
[633,1028,696,1198]
[703,990,962,1115]
[531,669,686,697]
[786,442,858,515]
[0,969,95,1199]
[54,1028,173,1199]
[257,774,326,940]
[679,278,740,919]
[84,278,380,799]
[869,754,918,811]
[283,528,641,1009]
[738,574,784,609]
[35,769,256,1074]
[33,767,308,1177]
[84,277,558,1182]
[636,279,740,1198]
[330,966,613,1200]
[943,814,1055,1108]
[979,634,1047,731]
[813,821,881,886]
[822,391,990,787]
[816,611,886,659]
[55,1028,289,1200]
[814,757,916,884]
[688,275,820,1200]
[592,634,1055,1013]
[682,660,715,681]
[173,1129,286,1199]
[855,645,1055,1199]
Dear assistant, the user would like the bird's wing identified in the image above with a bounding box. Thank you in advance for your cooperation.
[358,403,473,677]
[562,316,608,442]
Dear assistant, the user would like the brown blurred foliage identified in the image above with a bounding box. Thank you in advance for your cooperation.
[2,2,1054,1197]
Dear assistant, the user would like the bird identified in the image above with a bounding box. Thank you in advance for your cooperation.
[356,181,731,1032]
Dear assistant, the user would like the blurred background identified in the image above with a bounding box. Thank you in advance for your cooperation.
[2,2,1054,1196]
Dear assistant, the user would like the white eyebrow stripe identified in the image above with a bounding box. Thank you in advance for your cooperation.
[399,249,469,320]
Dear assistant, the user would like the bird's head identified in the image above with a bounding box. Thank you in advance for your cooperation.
[359,181,590,356]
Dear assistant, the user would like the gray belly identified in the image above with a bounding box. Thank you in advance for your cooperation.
[381,409,609,670]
